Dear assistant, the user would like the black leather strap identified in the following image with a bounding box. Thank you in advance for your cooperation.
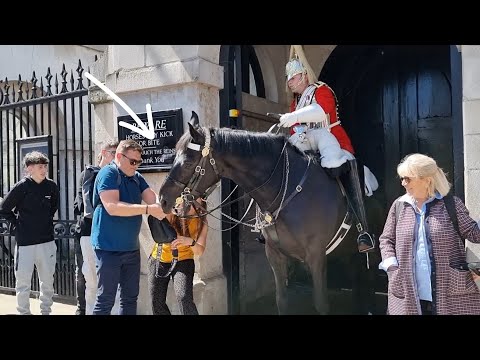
[272,157,311,217]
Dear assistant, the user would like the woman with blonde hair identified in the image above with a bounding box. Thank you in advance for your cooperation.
[379,153,480,315]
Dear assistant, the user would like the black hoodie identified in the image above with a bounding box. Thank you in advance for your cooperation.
[0,177,59,246]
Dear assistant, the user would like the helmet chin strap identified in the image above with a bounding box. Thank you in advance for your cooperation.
[289,72,307,93]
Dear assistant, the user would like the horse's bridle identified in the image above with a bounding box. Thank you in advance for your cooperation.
[165,127,221,209]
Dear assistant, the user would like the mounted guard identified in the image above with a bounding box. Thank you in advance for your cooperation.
[279,45,377,253]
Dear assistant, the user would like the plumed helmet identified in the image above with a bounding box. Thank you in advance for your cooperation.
[285,45,317,92]
[286,58,306,81]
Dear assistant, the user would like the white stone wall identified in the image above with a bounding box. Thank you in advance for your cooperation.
[0,45,103,82]
[461,45,480,261]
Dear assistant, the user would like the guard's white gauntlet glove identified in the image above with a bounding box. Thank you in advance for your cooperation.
[279,112,298,127]
[278,103,327,128]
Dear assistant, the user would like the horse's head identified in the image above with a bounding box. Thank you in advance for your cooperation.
[159,111,220,213]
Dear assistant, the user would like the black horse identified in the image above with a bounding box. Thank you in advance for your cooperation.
[159,113,380,315]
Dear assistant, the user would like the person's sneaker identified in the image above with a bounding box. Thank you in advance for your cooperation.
[75,308,85,315]
[357,232,375,253]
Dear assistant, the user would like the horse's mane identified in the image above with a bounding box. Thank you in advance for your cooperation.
[176,126,317,163]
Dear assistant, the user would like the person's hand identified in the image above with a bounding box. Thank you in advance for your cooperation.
[171,236,193,249]
[279,112,298,128]
[147,203,165,220]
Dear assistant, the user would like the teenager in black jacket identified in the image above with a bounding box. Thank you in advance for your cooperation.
[0,151,59,315]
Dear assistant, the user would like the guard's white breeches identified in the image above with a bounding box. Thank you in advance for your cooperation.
[289,128,349,168]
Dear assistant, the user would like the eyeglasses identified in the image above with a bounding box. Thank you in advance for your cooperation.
[121,153,143,166]
[400,176,415,183]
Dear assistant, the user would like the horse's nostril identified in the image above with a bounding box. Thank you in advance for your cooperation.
[160,198,171,214]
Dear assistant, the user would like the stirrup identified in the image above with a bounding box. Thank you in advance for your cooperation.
[357,232,375,253]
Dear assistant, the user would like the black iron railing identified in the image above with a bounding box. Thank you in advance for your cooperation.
[0,59,95,299]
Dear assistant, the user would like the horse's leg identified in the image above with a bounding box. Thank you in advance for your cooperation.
[265,240,289,315]
[306,251,329,315]
[351,252,380,314]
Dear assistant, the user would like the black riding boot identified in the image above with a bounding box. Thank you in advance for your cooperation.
[342,159,375,253]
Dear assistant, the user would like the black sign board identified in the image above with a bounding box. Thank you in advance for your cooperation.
[117,108,183,172]
[16,135,53,180]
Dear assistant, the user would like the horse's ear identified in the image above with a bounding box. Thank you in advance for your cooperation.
[189,111,200,128]
[188,122,204,144]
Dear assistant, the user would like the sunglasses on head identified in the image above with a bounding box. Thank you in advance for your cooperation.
[121,153,143,166]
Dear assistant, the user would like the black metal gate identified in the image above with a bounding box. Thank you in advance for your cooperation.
[0,59,95,301]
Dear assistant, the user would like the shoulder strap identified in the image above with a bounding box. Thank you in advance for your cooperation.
[443,193,463,244]
[91,167,102,209]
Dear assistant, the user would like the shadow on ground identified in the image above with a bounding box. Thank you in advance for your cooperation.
[244,283,387,315]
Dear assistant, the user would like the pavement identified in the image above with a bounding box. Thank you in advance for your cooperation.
[0,293,77,315]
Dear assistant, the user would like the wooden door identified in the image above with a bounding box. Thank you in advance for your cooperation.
[341,45,453,217]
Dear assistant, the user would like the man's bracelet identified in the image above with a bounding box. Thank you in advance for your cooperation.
[191,239,197,247]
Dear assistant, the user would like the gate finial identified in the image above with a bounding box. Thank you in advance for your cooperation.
[76,59,84,90]
[31,71,38,99]
[45,67,53,96]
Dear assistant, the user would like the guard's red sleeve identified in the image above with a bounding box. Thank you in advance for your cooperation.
[314,86,355,154]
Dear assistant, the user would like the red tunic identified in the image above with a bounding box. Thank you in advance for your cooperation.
[289,85,355,154]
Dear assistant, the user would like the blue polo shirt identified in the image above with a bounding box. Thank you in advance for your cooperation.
[90,163,149,251]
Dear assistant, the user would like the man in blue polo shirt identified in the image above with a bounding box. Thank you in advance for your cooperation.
[90,139,165,315]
